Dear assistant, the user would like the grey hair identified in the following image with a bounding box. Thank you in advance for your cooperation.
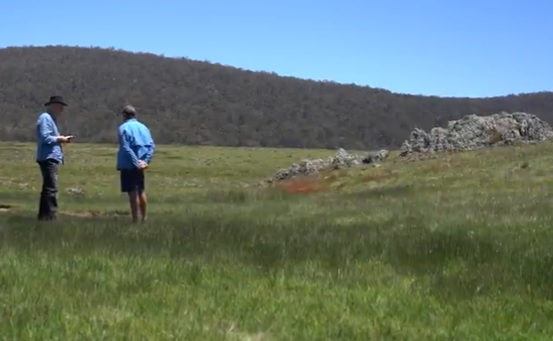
[122,105,137,116]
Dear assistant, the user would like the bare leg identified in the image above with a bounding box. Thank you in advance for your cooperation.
[138,191,148,222]
[127,191,140,223]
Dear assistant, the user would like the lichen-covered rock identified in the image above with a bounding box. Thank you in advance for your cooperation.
[267,148,392,183]
[400,112,553,155]
[362,149,390,164]
[332,148,362,169]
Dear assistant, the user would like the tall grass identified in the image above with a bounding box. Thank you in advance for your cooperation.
[1,142,553,340]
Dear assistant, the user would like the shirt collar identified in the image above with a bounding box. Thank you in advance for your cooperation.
[46,111,57,123]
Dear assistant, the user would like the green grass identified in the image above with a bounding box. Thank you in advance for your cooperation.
[2,141,553,340]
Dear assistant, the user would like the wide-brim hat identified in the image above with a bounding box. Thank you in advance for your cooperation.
[44,96,68,106]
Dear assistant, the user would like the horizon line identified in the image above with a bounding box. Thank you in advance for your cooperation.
[2,44,552,100]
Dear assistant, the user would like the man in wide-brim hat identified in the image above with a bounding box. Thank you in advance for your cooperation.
[35,95,75,221]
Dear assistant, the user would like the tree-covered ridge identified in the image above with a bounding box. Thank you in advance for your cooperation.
[1,45,552,149]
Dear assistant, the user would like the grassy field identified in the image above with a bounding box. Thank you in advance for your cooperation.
[2,141,553,340]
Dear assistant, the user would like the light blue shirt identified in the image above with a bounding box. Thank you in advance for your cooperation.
[116,118,156,170]
[36,112,63,163]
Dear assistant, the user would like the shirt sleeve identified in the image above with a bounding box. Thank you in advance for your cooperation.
[144,132,155,164]
[118,128,140,168]
[38,116,58,145]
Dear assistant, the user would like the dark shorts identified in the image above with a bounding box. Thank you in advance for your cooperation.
[120,169,145,193]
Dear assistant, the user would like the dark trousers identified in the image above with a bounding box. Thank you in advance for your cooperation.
[37,159,59,220]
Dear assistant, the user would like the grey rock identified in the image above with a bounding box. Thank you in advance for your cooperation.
[332,148,362,169]
[363,149,390,164]
[400,112,553,156]
[66,186,86,197]
[267,148,379,183]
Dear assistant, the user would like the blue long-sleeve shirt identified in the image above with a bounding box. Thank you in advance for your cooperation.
[116,118,156,170]
[36,112,63,163]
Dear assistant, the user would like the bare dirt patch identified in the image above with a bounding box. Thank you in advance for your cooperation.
[275,176,329,195]
[61,210,129,218]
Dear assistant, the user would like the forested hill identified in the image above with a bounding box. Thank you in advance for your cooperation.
[1,46,552,149]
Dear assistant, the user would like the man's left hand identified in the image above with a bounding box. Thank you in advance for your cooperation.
[138,160,148,169]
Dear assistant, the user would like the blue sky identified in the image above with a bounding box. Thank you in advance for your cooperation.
[1,0,551,97]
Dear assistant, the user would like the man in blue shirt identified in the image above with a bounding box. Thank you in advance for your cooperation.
[117,105,156,223]
[36,96,75,221]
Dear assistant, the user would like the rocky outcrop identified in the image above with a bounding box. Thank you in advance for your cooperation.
[400,112,553,155]
[266,148,389,183]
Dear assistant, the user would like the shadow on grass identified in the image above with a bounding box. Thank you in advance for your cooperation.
[2,209,553,300]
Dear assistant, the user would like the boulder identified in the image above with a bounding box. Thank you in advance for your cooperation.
[400,112,553,155]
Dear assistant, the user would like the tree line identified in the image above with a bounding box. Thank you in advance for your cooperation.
[1,45,552,150]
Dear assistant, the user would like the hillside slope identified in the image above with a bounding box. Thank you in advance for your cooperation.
[0,46,552,149]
